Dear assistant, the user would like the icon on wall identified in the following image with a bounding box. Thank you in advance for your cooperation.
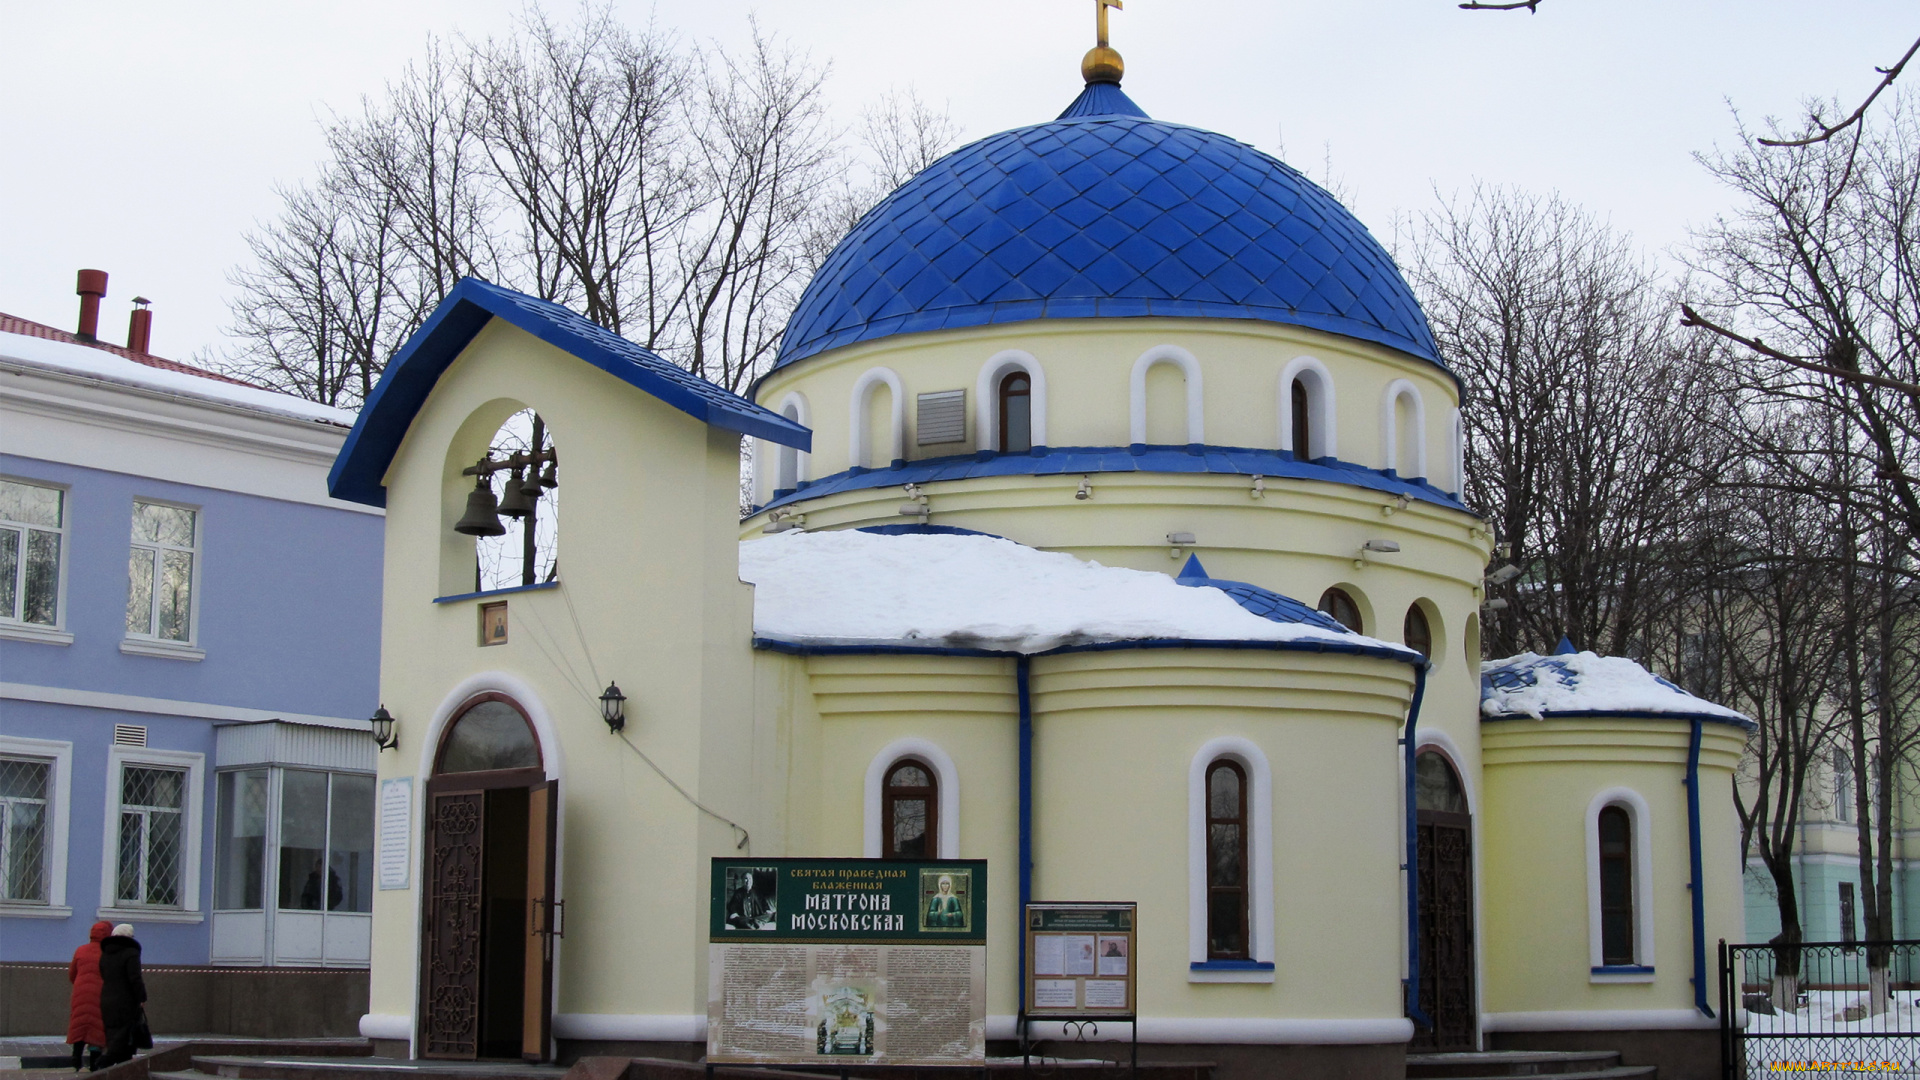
[480,601,508,646]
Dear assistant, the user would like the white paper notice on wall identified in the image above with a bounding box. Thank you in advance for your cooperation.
[378,778,412,890]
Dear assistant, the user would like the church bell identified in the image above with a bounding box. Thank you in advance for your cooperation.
[497,468,535,519]
[454,473,507,536]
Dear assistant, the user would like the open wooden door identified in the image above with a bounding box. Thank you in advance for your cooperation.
[522,779,559,1062]
[421,788,487,1059]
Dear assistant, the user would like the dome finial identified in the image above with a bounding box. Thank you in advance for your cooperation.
[1082,0,1125,84]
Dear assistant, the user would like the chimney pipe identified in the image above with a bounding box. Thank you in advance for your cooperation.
[75,269,108,340]
[127,298,153,353]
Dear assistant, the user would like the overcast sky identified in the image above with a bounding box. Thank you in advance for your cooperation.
[1,1,1908,362]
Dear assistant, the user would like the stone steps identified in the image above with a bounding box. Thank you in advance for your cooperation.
[1407,1050,1656,1080]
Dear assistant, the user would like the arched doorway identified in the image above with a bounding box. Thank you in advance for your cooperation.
[420,695,558,1062]
[1412,750,1476,1051]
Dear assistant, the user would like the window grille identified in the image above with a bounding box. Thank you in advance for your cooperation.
[113,725,148,747]
[0,479,65,627]
[127,502,197,642]
[916,390,967,446]
[0,756,51,902]
[118,765,186,906]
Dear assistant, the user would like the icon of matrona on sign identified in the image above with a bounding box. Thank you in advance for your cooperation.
[919,869,970,932]
[725,866,778,930]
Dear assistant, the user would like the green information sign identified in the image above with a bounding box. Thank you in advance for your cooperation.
[710,858,988,944]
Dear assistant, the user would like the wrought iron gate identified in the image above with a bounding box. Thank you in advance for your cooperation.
[1412,811,1476,1051]
[420,789,486,1059]
[1721,939,1920,1080]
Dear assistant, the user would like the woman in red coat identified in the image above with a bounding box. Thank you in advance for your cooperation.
[67,921,111,1072]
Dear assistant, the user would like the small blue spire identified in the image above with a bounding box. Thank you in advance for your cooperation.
[1056,82,1149,120]
[1553,635,1578,655]
[1177,553,1209,580]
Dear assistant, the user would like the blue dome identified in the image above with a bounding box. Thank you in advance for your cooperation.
[775,83,1444,372]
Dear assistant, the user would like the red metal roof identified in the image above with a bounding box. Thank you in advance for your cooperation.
[0,310,264,388]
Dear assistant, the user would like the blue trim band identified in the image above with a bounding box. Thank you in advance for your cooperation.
[432,581,561,604]
[751,635,1421,666]
[1481,710,1754,731]
[1592,965,1656,975]
[1190,960,1275,971]
[748,445,1469,518]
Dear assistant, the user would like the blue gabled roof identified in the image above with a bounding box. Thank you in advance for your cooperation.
[1174,554,1354,635]
[774,86,1444,374]
[328,278,811,507]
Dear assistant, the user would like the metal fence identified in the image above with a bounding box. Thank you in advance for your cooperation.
[1722,940,1920,1079]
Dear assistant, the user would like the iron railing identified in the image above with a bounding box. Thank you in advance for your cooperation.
[1722,940,1920,1079]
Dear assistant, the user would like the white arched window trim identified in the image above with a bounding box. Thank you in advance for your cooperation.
[1586,786,1655,981]
[1277,355,1338,460]
[1188,736,1274,982]
[975,350,1049,451]
[849,368,906,469]
[1130,345,1205,445]
[1380,379,1427,480]
[774,391,811,492]
[864,738,961,859]
[1448,408,1464,496]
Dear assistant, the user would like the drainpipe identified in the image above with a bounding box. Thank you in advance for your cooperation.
[1403,663,1433,1028]
[1017,655,1034,1005]
[1686,717,1715,1018]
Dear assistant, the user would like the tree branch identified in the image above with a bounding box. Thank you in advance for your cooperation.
[1678,303,1920,403]
[1458,0,1540,9]
[1758,33,1920,147]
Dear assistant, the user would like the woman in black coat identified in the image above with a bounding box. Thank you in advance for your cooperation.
[97,925,147,1068]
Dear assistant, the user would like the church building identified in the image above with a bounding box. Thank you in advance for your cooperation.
[327,21,1751,1080]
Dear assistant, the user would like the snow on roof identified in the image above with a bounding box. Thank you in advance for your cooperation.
[739,529,1418,658]
[0,329,356,427]
[1481,647,1750,723]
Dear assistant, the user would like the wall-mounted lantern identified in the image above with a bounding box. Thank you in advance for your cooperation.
[600,682,628,734]
[369,705,399,752]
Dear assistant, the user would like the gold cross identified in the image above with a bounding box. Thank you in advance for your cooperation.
[1095,0,1123,48]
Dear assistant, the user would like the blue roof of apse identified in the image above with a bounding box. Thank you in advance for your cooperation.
[328,278,811,507]
[774,83,1444,373]
[1175,554,1354,635]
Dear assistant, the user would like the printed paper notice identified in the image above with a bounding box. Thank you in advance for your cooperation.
[377,778,411,890]
[1033,935,1065,975]
[1033,980,1077,1009]
[1062,935,1096,975]
[1083,980,1127,1008]
[1097,936,1128,976]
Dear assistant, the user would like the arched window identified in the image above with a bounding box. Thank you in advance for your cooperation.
[1206,759,1249,959]
[467,409,559,593]
[436,696,542,775]
[849,368,905,469]
[1319,587,1363,634]
[883,759,937,859]
[777,404,802,492]
[1129,346,1204,445]
[1598,805,1634,965]
[1404,604,1432,658]
[998,372,1033,453]
[1381,380,1426,479]
[1290,380,1312,460]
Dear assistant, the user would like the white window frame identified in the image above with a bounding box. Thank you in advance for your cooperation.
[1277,356,1338,461]
[975,350,1049,452]
[122,498,204,660]
[863,738,960,859]
[0,735,74,917]
[774,392,812,495]
[99,744,206,923]
[1380,380,1427,480]
[1130,345,1205,446]
[1447,407,1465,496]
[1188,736,1274,982]
[1585,786,1655,981]
[0,475,73,646]
[848,368,906,469]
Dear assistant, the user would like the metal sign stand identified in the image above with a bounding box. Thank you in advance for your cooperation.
[1018,1011,1139,1078]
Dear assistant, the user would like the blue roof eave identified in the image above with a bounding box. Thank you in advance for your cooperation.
[329,278,812,507]
[1481,708,1756,731]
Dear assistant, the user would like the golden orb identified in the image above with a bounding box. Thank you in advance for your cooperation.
[1081,45,1124,84]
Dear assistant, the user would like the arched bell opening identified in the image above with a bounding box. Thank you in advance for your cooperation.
[419,694,558,1062]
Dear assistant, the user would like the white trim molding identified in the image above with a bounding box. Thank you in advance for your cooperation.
[1586,786,1656,975]
[1482,1009,1716,1032]
[1277,355,1337,460]
[0,681,364,729]
[975,350,1049,451]
[120,639,206,662]
[1130,345,1204,445]
[359,1013,412,1040]
[1380,379,1426,479]
[0,734,74,913]
[1188,736,1274,977]
[1447,407,1464,496]
[97,744,206,919]
[1026,1017,1414,1045]
[554,1013,707,1041]
[863,738,961,859]
[849,367,906,469]
[773,392,812,493]
[418,672,565,785]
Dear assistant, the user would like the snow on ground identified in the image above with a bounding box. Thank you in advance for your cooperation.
[0,330,356,426]
[739,529,1417,657]
[1740,991,1920,1075]
[1481,648,1748,722]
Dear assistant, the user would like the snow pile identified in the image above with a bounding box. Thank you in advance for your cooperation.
[739,529,1415,657]
[1481,649,1748,722]
[0,331,357,426]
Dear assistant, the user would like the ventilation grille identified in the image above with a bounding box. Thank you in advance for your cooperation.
[916,390,967,446]
[113,724,148,747]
